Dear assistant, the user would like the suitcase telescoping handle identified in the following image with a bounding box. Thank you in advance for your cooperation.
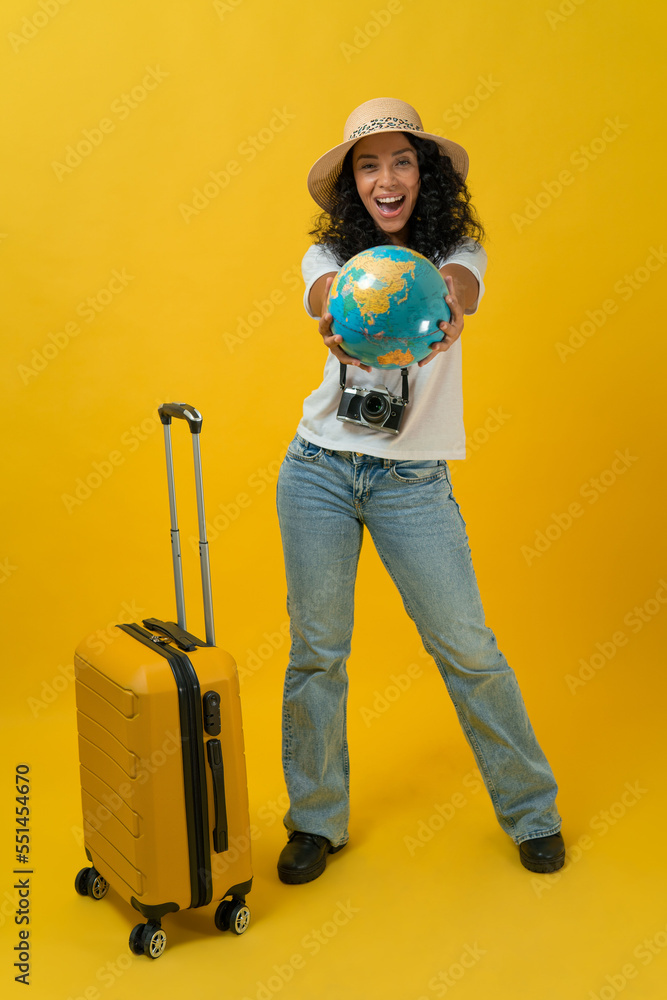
[158,403,215,647]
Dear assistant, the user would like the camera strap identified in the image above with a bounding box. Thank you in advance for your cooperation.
[338,362,410,404]
[400,367,409,404]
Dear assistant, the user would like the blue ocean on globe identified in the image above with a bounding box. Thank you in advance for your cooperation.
[328,245,450,369]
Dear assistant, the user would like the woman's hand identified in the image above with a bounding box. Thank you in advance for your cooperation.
[417,275,464,368]
[319,276,373,373]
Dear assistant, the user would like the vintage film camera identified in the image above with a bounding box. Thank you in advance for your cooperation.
[336,363,409,435]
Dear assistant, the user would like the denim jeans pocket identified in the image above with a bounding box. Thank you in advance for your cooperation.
[388,459,448,483]
[287,434,325,462]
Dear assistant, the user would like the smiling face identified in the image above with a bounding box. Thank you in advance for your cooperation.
[351,132,421,244]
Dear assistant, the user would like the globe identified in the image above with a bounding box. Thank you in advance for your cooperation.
[327,245,450,369]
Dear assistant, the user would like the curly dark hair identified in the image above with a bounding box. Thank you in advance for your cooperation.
[308,133,485,267]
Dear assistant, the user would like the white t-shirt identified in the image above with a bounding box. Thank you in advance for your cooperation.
[296,239,487,460]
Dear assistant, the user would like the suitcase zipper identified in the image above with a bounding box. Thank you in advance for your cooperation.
[118,623,213,909]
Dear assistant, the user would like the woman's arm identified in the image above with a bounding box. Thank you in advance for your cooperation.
[307,271,338,318]
[439,262,480,312]
[417,261,482,367]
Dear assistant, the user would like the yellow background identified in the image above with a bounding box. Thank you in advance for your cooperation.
[2,0,666,997]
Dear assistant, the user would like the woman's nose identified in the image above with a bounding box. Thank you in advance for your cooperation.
[377,162,397,186]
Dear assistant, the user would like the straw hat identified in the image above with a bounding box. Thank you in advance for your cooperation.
[307,97,469,213]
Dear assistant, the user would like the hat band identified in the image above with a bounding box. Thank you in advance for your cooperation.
[347,116,421,140]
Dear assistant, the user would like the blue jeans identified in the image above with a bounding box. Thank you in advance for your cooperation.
[276,433,561,848]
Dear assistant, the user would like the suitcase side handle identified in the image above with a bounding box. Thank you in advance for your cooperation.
[206,738,229,853]
[159,402,215,647]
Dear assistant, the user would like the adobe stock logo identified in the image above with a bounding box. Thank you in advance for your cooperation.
[555,246,666,361]
[0,558,18,585]
[18,269,135,385]
[565,580,667,694]
[531,780,648,900]
[223,266,301,352]
[51,67,169,180]
[466,406,511,458]
[546,0,588,30]
[339,1,406,62]
[416,943,486,1000]
[588,921,667,1000]
[442,75,501,130]
[8,0,71,53]
[213,0,244,17]
[521,449,638,566]
[512,118,628,233]
[179,108,296,223]
[60,403,163,513]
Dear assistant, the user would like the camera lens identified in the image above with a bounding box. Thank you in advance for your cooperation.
[360,392,390,424]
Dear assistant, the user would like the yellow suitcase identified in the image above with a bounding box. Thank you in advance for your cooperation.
[73,403,252,959]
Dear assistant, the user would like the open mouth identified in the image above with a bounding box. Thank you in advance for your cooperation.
[375,195,405,218]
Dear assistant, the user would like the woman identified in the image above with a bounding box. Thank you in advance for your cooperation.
[276,97,564,884]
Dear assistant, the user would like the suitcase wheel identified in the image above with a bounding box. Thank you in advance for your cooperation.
[74,867,109,901]
[215,897,251,936]
[129,920,167,959]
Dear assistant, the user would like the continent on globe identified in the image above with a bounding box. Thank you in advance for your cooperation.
[340,257,414,321]
[328,245,449,369]
[376,347,414,366]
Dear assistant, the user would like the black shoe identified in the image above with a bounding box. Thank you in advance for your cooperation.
[519,832,565,873]
[277,831,346,885]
